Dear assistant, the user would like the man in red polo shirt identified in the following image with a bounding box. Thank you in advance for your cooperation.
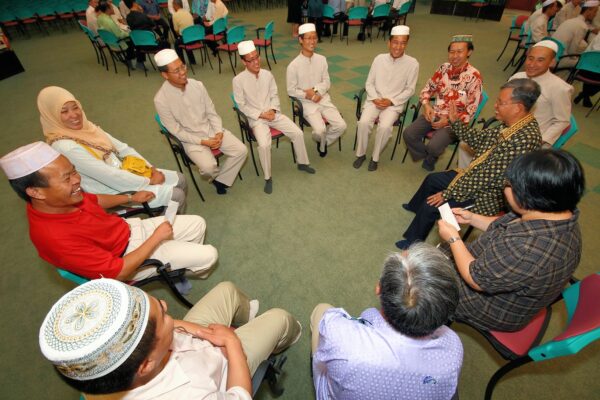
[0,142,218,281]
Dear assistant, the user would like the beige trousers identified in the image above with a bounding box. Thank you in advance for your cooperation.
[183,282,301,374]
[356,103,400,162]
[310,303,334,354]
[304,106,347,152]
[125,215,218,280]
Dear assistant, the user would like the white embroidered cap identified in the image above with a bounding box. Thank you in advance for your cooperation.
[39,279,150,381]
[0,142,60,180]
[391,25,410,36]
[298,23,316,35]
[238,40,256,56]
[541,0,556,7]
[533,39,559,53]
[154,49,179,67]
[583,0,599,7]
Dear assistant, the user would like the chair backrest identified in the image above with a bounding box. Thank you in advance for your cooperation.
[552,115,577,149]
[354,88,367,120]
[129,29,158,46]
[58,268,90,285]
[79,21,97,39]
[212,17,227,35]
[398,0,412,14]
[515,14,528,28]
[181,24,206,44]
[529,273,600,362]
[348,6,368,20]
[264,20,274,40]
[372,3,391,17]
[226,25,245,45]
[230,92,239,109]
[323,4,335,19]
[469,90,489,128]
[97,28,122,48]
[575,51,600,74]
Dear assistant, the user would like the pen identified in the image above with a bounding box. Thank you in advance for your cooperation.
[462,204,475,211]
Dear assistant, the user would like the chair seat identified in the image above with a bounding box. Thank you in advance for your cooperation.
[323,18,336,24]
[182,42,204,50]
[509,34,520,40]
[425,130,435,139]
[348,20,363,26]
[211,148,223,157]
[59,13,75,18]
[217,43,238,51]
[3,21,19,26]
[21,18,37,23]
[253,38,271,46]
[41,16,57,21]
[574,75,600,85]
[205,33,224,41]
[471,3,488,7]
[270,127,283,138]
[489,308,549,357]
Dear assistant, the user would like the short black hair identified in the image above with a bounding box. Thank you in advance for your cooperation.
[500,78,541,111]
[379,243,459,338]
[505,149,585,212]
[447,41,474,52]
[8,171,49,202]
[158,64,169,73]
[124,0,134,8]
[95,1,110,13]
[56,317,157,395]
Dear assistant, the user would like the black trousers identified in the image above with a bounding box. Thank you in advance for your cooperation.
[402,171,474,243]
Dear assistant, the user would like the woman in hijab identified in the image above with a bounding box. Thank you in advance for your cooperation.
[38,86,187,212]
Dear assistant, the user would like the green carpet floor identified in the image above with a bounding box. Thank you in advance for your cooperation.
[0,2,598,399]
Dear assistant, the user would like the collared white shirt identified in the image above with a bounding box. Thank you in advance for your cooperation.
[510,70,573,145]
[365,53,419,113]
[553,14,589,55]
[154,79,224,144]
[286,52,335,115]
[233,68,281,121]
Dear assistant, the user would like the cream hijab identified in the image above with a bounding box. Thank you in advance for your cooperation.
[38,86,115,157]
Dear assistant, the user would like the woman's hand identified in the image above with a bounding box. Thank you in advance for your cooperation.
[437,220,459,242]
[131,191,155,203]
[453,207,473,225]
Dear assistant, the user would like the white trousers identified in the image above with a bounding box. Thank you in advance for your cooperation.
[125,215,218,280]
[251,113,309,180]
[183,129,248,187]
[304,105,347,152]
[355,103,399,162]
[183,282,301,374]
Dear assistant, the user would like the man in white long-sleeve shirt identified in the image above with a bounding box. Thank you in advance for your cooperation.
[530,0,561,43]
[354,25,419,171]
[153,49,247,195]
[233,41,315,194]
[553,1,599,66]
[510,40,573,146]
[287,23,347,158]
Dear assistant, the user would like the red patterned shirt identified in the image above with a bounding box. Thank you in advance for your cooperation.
[419,62,483,124]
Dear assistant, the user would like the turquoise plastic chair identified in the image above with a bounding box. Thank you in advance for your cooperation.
[396,0,413,25]
[97,28,131,76]
[497,15,528,61]
[458,273,600,400]
[346,6,368,44]
[205,16,227,41]
[180,24,213,74]
[217,25,245,75]
[129,30,161,76]
[552,115,577,148]
[78,20,107,68]
[370,3,391,41]
[567,51,600,117]
[253,21,276,69]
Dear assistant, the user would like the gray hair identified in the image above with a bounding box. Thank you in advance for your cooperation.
[379,243,459,337]
[500,78,541,112]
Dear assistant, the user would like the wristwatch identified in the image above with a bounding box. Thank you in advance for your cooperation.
[447,237,462,244]
[127,193,133,203]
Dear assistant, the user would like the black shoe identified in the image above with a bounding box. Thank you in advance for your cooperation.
[353,155,366,169]
[395,239,411,250]
[574,92,584,105]
[213,180,228,195]
[402,203,415,213]
[582,96,593,108]
[298,164,316,174]
[317,141,327,157]
[368,159,378,171]
[421,159,435,172]
[264,178,273,194]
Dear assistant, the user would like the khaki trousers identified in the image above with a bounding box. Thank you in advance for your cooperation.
[183,282,302,374]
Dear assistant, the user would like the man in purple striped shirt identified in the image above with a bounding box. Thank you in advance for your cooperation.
[311,243,463,400]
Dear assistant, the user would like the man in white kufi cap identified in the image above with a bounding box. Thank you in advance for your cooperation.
[287,23,347,159]
[530,0,561,42]
[553,0,599,66]
[353,25,419,172]
[233,40,315,194]
[553,0,584,28]
[39,278,302,399]
[510,40,573,146]
[0,141,218,281]
[153,49,247,195]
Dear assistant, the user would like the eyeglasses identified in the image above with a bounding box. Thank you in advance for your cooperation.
[244,55,260,64]
[495,99,519,107]
[167,64,187,75]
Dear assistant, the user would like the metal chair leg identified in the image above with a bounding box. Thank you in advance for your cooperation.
[484,357,533,400]
[186,163,206,201]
